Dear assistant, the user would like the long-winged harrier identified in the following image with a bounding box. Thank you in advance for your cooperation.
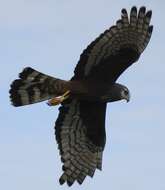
[9,6,153,186]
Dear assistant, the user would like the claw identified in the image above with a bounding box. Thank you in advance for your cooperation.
[47,90,70,106]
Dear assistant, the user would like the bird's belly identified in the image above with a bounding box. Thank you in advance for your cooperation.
[67,80,111,102]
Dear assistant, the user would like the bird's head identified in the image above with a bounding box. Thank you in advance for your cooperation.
[120,85,130,102]
[101,83,130,103]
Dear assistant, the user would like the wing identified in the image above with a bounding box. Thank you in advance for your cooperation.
[55,99,106,186]
[73,6,153,83]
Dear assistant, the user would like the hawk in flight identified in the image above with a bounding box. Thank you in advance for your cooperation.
[10,6,153,186]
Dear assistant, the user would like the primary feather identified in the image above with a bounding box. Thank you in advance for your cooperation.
[9,6,153,186]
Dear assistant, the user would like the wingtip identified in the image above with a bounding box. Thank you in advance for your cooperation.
[139,6,146,14]
[121,8,127,15]
[131,6,137,13]
[59,173,68,185]
[148,25,153,33]
[59,176,75,187]
[67,180,74,187]
[146,10,152,18]
[59,177,65,185]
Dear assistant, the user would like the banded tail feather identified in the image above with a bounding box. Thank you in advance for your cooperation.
[9,6,153,187]
[9,67,68,106]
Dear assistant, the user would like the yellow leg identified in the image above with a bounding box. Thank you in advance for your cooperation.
[47,90,70,106]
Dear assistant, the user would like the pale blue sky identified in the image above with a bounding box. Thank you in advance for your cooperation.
[1,0,165,190]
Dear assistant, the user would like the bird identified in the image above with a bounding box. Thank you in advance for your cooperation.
[9,6,153,186]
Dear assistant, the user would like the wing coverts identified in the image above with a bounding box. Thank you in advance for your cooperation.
[73,6,153,79]
[55,99,106,186]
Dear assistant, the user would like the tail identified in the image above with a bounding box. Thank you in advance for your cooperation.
[9,67,67,106]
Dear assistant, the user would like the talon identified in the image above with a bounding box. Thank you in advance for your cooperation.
[47,90,70,106]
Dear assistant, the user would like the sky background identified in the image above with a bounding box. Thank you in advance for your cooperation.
[1,0,165,190]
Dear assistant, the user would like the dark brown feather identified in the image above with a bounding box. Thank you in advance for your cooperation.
[55,99,106,186]
[72,6,153,83]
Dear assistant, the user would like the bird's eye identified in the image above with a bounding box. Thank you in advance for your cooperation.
[124,90,128,95]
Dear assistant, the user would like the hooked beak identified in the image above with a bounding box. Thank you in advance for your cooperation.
[125,93,130,103]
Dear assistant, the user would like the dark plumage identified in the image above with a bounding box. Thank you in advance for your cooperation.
[9,6,153,186]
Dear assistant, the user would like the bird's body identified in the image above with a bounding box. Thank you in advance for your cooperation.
[9,6,153,186]
[65,81,129,102]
